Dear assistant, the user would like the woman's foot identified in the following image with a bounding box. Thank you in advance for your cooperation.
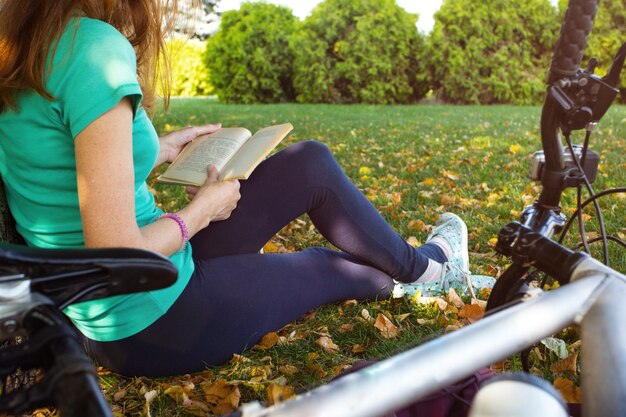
[394,213,494,297]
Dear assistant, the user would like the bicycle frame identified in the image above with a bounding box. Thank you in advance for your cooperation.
[231,254,626,417]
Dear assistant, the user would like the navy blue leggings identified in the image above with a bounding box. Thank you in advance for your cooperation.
[86,141,437,376]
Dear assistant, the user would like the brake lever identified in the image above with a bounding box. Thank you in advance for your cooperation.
[546,42,624,132]
[602,41,626,87]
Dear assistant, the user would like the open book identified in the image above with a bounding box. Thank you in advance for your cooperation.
[156,123,293,186]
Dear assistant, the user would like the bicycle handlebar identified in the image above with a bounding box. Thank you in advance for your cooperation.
[537,0,600,208]
[547,0,599,83]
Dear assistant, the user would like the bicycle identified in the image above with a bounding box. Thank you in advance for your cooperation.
[1,0,624,415]
[0,245,177,417]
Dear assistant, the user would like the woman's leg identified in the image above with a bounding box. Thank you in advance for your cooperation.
[190,141,442,283]
[86,247,394,376]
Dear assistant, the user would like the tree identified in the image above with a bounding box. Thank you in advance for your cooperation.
[165,37,213,96]
[292,0,429,104]
[585,0,626,103]
[174,0,223,39]
[428,0,560,104]
[204,2,298,103]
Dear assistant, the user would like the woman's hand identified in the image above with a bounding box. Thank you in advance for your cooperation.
[180,165,241,231]
[155,123,222,168]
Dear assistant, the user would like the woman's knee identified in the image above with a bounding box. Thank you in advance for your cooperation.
[283,140,338,177]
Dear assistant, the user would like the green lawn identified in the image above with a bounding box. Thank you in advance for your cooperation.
[98,100,626,416]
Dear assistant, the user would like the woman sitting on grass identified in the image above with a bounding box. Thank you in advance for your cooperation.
[0,0,492,377]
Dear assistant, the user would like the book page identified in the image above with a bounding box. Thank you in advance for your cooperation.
[157,128,251,186]
[220,123,293,180]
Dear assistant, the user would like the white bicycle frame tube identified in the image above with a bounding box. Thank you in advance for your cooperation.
[236,257,625,417]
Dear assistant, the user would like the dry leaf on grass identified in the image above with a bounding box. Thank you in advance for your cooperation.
[278,364,298,376]
[316,336,339,353]
[257,332,280,349]
[307,363,328,379]
[550,352,578,373]
[201,379,241,415]
[338,323,354,334]
[352,344,365,353]
[143,389,158,417]
[164,385,187,404]
[459,303,484,323]
[553,377,581,403]
[395,313,411,322]
[415,296,448,311]
[266,383,295,405]
[447,288,465,308]
[113,389,126,402]
[342,299,358,307]
[374,313,399,339]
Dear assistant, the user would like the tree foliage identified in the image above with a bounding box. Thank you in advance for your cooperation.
[585,0,626,103]
[204,2,298,103]
[428,0,560,104]
[292,0,429,104]
[165,38,212,96]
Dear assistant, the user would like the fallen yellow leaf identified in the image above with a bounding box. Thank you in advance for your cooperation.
[447,288,465,308]
[352,344,365,353]
[316,336,339,353]
[553,377,581,403]
[550,352,578,373]
[338,323,354,334]
[143,389,158,417]
[307,363,328,379]
[266,383,295,405]
[459,303,484,323]
[164,385,187,405]
[278,364,298,376]
[257,332,280,349]
[374,313,399,339]
[201,379,241,415]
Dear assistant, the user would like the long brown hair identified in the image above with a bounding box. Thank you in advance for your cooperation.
[0,0,179,114]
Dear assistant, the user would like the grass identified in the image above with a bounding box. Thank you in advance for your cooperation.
[31,100,626,416]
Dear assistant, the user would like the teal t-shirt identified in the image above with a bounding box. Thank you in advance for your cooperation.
[0,17,194,341]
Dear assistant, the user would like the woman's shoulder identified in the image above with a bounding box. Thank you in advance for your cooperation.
[60,16,135,59]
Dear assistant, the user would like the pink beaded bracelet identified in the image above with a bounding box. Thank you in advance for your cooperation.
[159,212,189,253]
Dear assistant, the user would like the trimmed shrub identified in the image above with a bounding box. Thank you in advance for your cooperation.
[166,37,212,96]
[204,2,298,103]
[428,0,560,104]
[292,0,429,104]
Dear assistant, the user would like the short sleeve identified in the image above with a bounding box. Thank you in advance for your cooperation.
[47,17,143,138]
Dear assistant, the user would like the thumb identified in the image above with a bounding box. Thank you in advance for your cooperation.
[206,164,220,182]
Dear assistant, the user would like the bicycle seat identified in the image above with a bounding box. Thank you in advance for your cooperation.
[0,243,178,306]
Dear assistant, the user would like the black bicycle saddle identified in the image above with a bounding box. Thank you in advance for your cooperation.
[0,242,178,306]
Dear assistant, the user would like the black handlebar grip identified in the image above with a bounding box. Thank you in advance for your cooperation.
[548,0,599,83]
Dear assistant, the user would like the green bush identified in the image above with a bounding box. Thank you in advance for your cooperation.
[204,2,298,103]
[166,38,212,96]
[292,0,429,104]
[428,0,560,104]
[585,0,626,103]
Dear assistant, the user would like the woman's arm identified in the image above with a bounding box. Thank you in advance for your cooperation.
[75,98,240,255]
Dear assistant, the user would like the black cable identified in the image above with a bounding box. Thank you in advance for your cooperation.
[559,188,626,239]
[564,132,610,264]
[571,235,626,250]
